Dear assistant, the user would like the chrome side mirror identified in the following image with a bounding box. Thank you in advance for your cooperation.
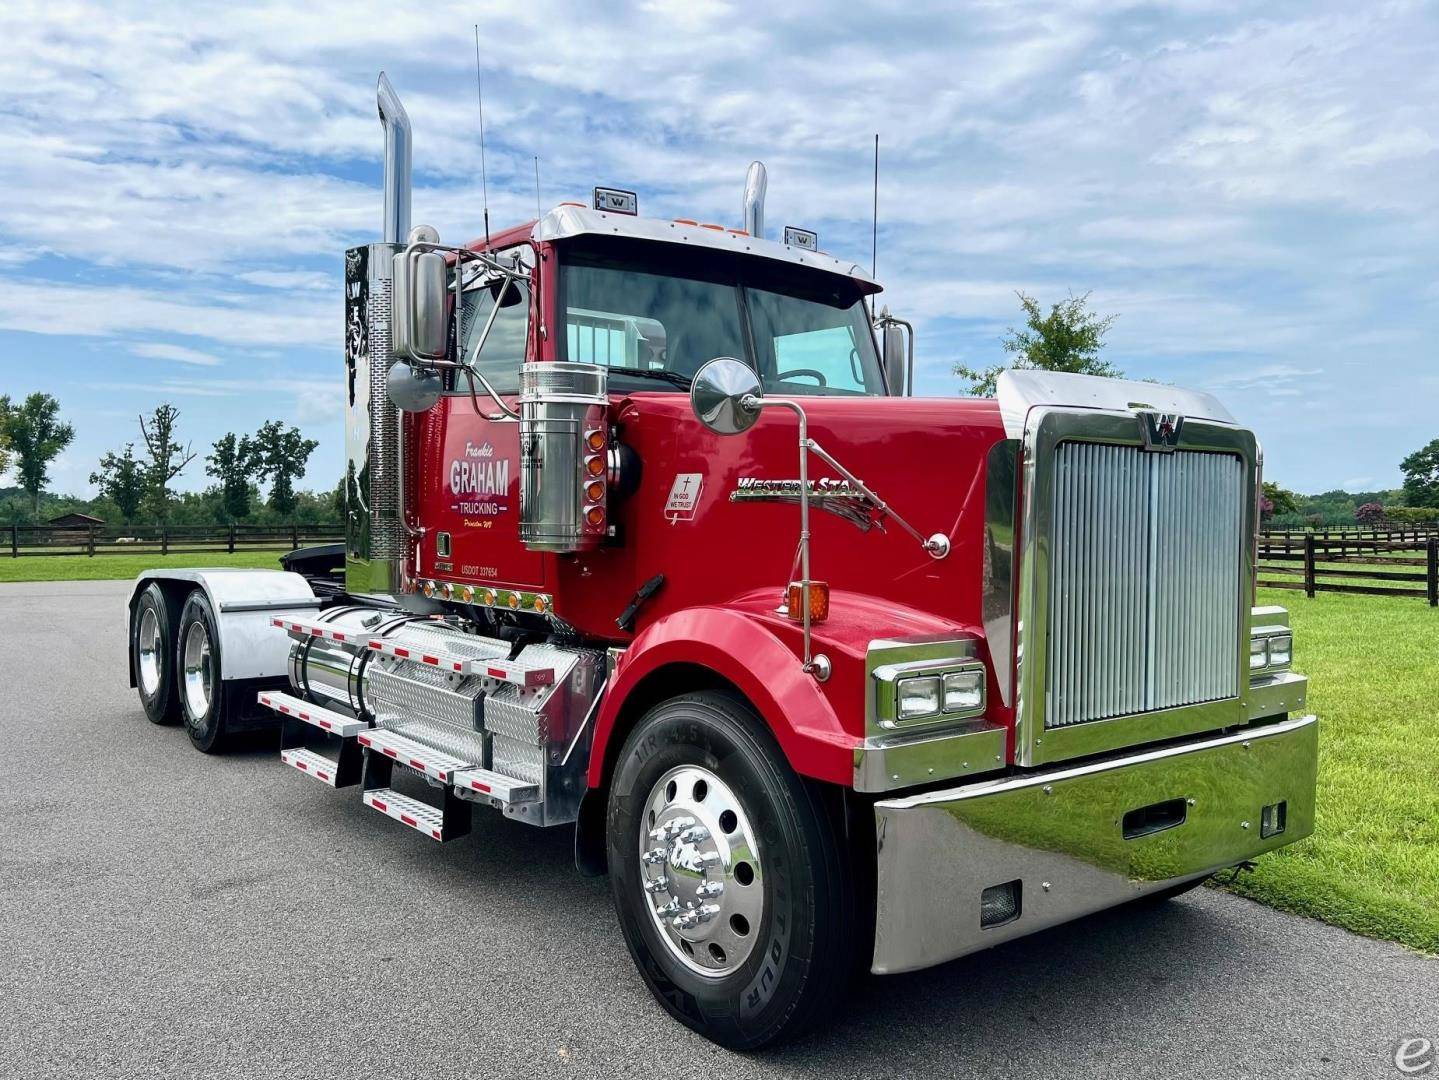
[691,357,763,435]
[875,307,914,397]
[392,243,448,363]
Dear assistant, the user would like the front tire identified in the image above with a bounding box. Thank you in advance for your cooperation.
[176,591,232,754]
[606,691,854,1050]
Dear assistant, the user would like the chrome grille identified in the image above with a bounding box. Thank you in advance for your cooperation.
[1045,443,1243,729]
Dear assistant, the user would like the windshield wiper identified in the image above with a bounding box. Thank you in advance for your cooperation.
[602,366,693,390]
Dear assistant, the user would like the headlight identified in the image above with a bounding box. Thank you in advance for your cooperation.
[1267,633,1291,667]
[943,669,984,713]
[897,675,942,719]
[1250,624,1293,674]
[1249,637,1267,671]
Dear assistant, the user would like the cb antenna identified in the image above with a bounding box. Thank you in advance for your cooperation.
[534,155,542,220]
[871,133,879,278]
[473,23,491,245]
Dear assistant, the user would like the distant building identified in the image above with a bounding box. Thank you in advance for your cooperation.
[47,512,105,530]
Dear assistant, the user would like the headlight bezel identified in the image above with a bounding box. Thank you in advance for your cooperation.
[879,658,989,729]
[1250,623,1293,675]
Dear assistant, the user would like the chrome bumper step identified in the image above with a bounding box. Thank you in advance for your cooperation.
[258,691,368,737]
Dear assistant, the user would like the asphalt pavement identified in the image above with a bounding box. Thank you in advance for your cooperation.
[1,578,1435,1080]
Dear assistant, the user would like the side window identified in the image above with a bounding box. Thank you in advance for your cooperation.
[457,275,530,394]
[772,326,867,393]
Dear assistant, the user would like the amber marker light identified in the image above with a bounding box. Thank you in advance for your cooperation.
[585,479,605,502]
[585,506,606,528]
[585,429,607,451]
[786,580,830,623]
[585,455,605,477]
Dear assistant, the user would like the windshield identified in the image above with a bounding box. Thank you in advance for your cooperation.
[559,239,885,396]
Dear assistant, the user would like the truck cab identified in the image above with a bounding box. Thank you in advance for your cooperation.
[127,72,1317,1050]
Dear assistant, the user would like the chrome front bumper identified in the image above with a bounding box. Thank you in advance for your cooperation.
[870,713,1318,974]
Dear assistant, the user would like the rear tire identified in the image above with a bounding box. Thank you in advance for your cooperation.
[132,582,181,726]
[606,690,854,1050]
[177,590,233,754]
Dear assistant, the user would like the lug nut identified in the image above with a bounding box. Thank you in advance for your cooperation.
[679,825,710,844]
[644,878,669,894]
[695,881,724,898]
[641,847,667,865]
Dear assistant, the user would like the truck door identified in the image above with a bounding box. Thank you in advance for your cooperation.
[417,252,545,592]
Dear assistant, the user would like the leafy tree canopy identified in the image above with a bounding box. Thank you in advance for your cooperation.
[2,392,74,513]
[955,291,1121,397]
[1400,438,1439,509]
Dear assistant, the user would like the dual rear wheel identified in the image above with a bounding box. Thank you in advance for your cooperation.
[129,583,231,753]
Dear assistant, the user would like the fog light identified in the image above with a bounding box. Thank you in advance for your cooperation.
[1267,634,1291,668]
[897,675,941,719]
[943,669,984,713]
[1260,801,1287,838]
[981,880,1022,928]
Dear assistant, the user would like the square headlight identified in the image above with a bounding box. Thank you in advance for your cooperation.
[897,675,941,719]
[942,669,984,713]
[1249,637,1268,670]
[1267,634,1292,668]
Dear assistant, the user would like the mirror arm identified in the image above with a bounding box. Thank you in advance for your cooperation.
[804,439,949,559]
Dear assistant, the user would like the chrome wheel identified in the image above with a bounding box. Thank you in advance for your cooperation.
[638,764,764,978]
[137,607,162,697]
[181,620,213,721]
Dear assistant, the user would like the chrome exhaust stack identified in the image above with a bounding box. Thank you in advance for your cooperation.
[343,73,414,600]
[742,161,767,238]
[377,72,412,245]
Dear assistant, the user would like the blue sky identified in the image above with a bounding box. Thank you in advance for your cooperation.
[1,0,1435,497]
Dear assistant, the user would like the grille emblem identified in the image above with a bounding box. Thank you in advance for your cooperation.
[1138,411,1184,451]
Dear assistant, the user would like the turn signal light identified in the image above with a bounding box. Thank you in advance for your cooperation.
[785,580,830,623]
[585,429,607,452]
[585,455,605,477]
[585,479,605,502]
[585,506,606,528]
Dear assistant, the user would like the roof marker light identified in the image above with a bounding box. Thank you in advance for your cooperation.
[783,226,818,251]
[594,187,638,214]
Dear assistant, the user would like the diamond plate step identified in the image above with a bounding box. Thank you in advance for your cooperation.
[362,788,447,841]
[258,691,368,737]
[453,766,540,805]
[280,747,343,787]
[356,728,473,784]
[363,636,553,687]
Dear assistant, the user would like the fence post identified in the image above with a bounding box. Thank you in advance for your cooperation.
[87,525,96,557]
[1304,534,1316,598]
[10,524,17,559]
[228,524,236,554]
[290,523,299,550]
[1428,536,1438,608]
[161,528,168,557]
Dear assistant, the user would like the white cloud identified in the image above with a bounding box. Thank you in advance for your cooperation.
[130,343,223,367]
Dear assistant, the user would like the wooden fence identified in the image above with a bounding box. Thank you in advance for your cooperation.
[6,523,343,559]
[1258,531,1439,606]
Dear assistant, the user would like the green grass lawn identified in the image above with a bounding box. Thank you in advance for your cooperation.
[1224,588,1439,953]
[0,550,291,583]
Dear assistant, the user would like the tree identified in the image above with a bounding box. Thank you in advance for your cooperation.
[1354,502,1385,524]
[3,392,75,513]
[205,432,260,521]
[138,404,197,523]
[252,420,319,515]
[955,291,1121,396]
[1262,482,1299,520]
[0,395,12,479]
[1400,438,1439,509]
[90,444,147,523]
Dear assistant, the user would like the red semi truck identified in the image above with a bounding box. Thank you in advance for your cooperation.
[126,73,1316,1049]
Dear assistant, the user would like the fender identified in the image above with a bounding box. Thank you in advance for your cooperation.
[588,605,858,789]
[127,569,320,683]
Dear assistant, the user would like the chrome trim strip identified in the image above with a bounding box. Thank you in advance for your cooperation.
[983,438,1020,707]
